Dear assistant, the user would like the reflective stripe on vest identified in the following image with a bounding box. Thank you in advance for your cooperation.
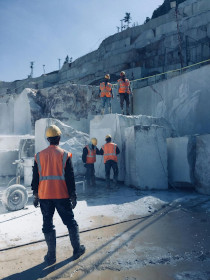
[102,143,117,163]
[100,82,112,97]
[86,145,96,164]
[36,151,68,181]
[118,79,130,94]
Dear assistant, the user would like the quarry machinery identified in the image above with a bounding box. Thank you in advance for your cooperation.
[0,138,34,211]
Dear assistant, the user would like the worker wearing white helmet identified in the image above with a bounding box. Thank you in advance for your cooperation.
[99,74,113,115]
[31,124,85,265]
[82,137,100,187]
[100,134,120,188]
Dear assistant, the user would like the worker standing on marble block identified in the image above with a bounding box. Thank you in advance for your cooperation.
[82,137,100,187]
[117,71,132,115]
[99,74,113,115]
[100,134,120,188]
[31,125,85,265]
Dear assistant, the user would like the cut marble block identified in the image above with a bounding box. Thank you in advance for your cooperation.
[195,134,210,195]
[125,125,168,190]
[167,136,196,187]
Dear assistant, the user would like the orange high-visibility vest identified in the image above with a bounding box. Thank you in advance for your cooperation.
[100,82,112,97]
[102,143,118,163]
[35,145,72,199]
[86,145,96,164]
[118,78,130,94]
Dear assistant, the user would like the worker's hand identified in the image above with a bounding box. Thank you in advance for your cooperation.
[112,95,114,99]
[33,194,39,208]
[70,196,77,209]
[84,163,87,168]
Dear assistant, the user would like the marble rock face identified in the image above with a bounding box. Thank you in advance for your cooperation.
[194,134,210,195]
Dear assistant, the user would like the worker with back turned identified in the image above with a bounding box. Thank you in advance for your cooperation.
[31,124,85,265]
[100,134,120,188]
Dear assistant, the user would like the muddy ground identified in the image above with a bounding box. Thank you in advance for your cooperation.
[0,182,210,280]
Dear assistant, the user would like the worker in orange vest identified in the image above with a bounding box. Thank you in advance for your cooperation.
[31,125,85,265]
[82,137,100,187]
[99,74,113,115]
[100,134,120,188]
[117,71,132,115]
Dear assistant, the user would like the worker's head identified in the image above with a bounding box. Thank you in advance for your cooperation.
[46,125,61,145]
[91,137,97,146]
[120,71,125,77]
[105,74,110,80]
[105,134,112,143]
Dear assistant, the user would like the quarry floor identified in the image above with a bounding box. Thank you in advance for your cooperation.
[0,181,210,280]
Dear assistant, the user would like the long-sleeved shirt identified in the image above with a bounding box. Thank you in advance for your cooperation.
[82,145,101,163]
[31,155,76,198]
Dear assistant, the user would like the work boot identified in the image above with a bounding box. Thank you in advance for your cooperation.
[44,230,56,265]
[85,179,91,188]
[121,109,124,115]
[101,108,104,115]
[106,177,111,188]
[68,226,85,260]
[126,107,130,115]
[113,178,118,187]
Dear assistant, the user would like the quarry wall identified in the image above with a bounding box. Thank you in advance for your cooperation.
[133,64,210,136]
[0,0,209,94]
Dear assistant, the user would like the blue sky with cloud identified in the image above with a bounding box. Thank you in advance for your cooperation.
[0,0,163,81]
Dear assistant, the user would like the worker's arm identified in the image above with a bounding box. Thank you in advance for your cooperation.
[99,148,104,155]
[117,83,120,94]
[96,147,101,155]
[65,157,77,198]
[82,147,88,163]
[31,160,39,195]
[116,146,120,155]
[111,88,113,98]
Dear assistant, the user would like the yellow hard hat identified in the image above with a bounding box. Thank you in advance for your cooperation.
[105,74,110,79]
[120,71,125,76]
[91,137,97,146]
[105,134,112,140]
[46,125,62,138]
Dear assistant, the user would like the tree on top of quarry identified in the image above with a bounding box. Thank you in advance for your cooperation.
[124,12,132,27]
[152,0,186,19]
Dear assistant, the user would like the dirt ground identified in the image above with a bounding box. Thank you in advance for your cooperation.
[0,183,210,280]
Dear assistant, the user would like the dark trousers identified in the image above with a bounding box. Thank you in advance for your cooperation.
[85,163,95,186]
[105,160,118,185]
[40,199,78,233]
[120,93,130,109]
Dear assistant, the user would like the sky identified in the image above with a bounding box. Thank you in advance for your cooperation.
[0,0,163,82]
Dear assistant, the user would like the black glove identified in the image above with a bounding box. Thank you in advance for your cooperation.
[33,195,39,208]
[84,163,87,168]
[70,196,77,209]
